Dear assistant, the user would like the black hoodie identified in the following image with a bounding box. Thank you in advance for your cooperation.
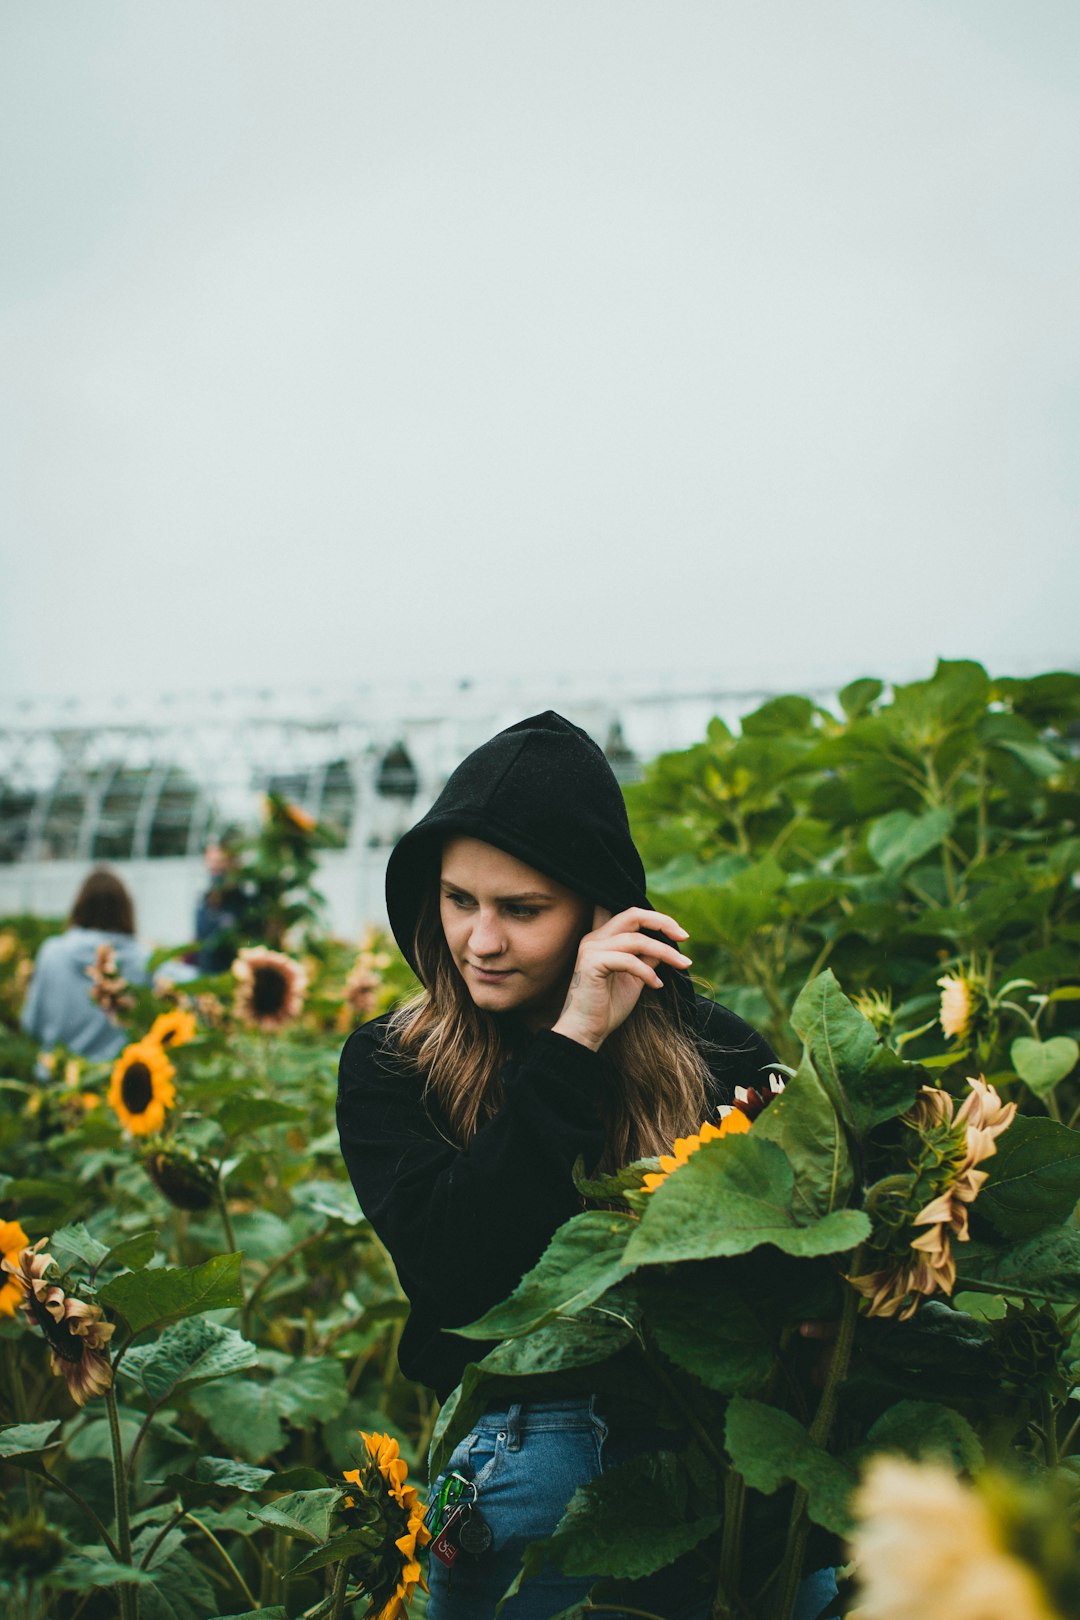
[336,712,777,1399]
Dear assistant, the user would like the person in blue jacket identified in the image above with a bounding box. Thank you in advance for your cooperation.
[21,867,149,1067]
[337,712,837,1620]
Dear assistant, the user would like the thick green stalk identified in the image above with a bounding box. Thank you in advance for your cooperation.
[713,1469,746,1618]
[328,1558,351,1620]
[770,1277,861,1620]
[105,1384,138,1620]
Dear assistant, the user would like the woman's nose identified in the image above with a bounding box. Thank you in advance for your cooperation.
[469,910,506,957]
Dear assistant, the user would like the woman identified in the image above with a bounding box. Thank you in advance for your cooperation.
[21,867,149,1066]
[337,712,837,1620]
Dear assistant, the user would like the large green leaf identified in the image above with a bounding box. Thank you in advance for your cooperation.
[643,1273,772,1393]
[216,1095,308,1137]
[752,1057,851,1218]
[549,1451,720,1580]
[858,1400,983,1473]
[157,1457,274,1509]
[247,1487,341,1544]
[458,1212,636,1339]
[99,1253,243,1336]
[49,1222,110,1271]
[190,1357,347,1463]
[138,1543,218,1620]
[659,856,788,949]
[0,1420,61,1458]
[867,808,953,874]
[790,972,913,1136]
[122,1317,258,1404]
[956,1223,1080,1301]
[976,1116,1080,1240]
[623,1135,870,1268]
[724,1397,856,1534]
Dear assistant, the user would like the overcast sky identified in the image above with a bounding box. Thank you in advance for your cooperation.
[1,1,1077,707]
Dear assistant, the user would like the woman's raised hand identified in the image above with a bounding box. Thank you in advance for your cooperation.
[551,905,691,1052]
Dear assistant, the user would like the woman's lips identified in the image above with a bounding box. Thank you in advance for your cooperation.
[468,964,516,982]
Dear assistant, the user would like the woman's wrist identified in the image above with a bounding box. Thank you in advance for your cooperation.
[549,1016,605,1053]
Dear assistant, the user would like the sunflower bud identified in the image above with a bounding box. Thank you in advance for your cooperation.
[0,1513,66,1578]
[144,1146,219,1211]
[988,1301,1070,1401]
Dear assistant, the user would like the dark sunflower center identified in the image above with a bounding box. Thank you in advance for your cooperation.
[27,1294,83,1364]
[160,1029,176,1046]
[121,1062,153,1114]
[252,965,287,1016]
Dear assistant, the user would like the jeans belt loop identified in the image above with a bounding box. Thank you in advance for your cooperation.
[504,1402,523,1451]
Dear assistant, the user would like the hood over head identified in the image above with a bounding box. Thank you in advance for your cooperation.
[385,711,650,978]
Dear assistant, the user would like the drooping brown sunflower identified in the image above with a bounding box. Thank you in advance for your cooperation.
[341,1431,429,1619]
[232,946,308,1031]
[147,1007,198,1049]
[0,1218,30,1318]
[144,1145,218,1210]
[1,1241,115,1406]
[108,1040,177,1136]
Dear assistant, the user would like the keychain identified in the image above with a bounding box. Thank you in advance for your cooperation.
[424,1472,493,1565]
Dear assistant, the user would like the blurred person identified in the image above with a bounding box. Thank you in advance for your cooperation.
[20,868,150,1066]
[194,839,251,972]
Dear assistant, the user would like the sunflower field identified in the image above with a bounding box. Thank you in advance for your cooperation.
[1,660,1079,1620]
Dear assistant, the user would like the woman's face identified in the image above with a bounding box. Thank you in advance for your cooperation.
[439,836,592,1029]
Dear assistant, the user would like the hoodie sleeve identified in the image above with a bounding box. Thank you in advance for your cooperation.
[336,1017,607,1335]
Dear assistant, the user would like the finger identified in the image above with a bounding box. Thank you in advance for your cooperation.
[591,950,666,989]
[584,932,692,968]
[598,907,689,940]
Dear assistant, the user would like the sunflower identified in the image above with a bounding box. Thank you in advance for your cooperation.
[85,941,135,1020]
[0,1219,30,1318]
[937,971,980,1042]
[147,1007,198,1049]
[108,1040,177,1136]
[341,1431,429,1619]
[1,1241,115,1406]
[144,1145,218,1210]
[232,946,308,1031]
[641,1108,751,1193]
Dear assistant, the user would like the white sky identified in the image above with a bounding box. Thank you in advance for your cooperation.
[1,1,1078,705]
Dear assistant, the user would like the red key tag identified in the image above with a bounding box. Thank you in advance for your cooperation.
[429,1503,469,1568]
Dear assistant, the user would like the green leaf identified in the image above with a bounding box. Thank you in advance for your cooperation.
[289,1526,384,1575]
[867,808,953,874]
[138,1543,218,1620]
[247,1487,342,1544]
[724,1397,856,1534]
[643,1273,772,1393]
[623,1135,870,1268]
[217,1096,308,1137]
[838,677,883,720]
[1011,1036,1079,1097]
[99,1253,243,1335]
[859,1400,983,1473]
[105,1231,158,1271]
[46,1554,157,1592]
[752,1056,852,1218]
[189,1358,347,1463]
[122,1317,258,1403]
[790,972,912,1136]
[481,1294,639,1380]
[458,1212,636,1339]
[157,1457,274,1509]
[549,1451,721,1580]
[0,1420,61,1457]
[956,1223,1080,1301]
[573,1155,658,1203]
[976,1116,1080,1240]
[49,1222,110,1271]
[208,1612,287,1620]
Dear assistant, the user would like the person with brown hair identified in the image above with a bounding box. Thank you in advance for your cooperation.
[21,867,149,1064]
[336,712,837,1620]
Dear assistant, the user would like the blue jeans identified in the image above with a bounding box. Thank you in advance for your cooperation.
[426,1399,838,1620]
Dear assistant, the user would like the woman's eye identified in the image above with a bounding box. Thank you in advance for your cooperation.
[446,893,474,909]
[507,905,540,920]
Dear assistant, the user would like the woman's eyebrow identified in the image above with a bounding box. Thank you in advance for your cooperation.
[440,881,553,902]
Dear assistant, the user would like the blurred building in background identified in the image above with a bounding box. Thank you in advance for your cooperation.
[0,675,828,942]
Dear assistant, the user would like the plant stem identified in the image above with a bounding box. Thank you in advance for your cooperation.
[241,1227,327,1337]
[328,1557,352,1620]
[217,1187,247,1316]
[771,1274,860,1620]
[185,1511,260,1608]
[642,1332,726,1471]
[1041,1393,1060,1469]
[39,1465,121,1559]
[714,1469,746,1617]
[105,1385,138,1620]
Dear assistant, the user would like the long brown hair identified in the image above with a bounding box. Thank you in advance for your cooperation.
[387,894,713,1171]
[70,868,136,935]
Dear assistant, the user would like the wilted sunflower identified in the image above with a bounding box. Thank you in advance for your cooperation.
[144,1145,218,1210]
[86,941,135,1020]
[0,1219,30,1318]
[108,1040,176,1135]
[341,1431,429,1619]
[147,1007,198,1049]
[641,1109,751,1193]
[1,1241,115,1406]
[232,946,308,1031]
